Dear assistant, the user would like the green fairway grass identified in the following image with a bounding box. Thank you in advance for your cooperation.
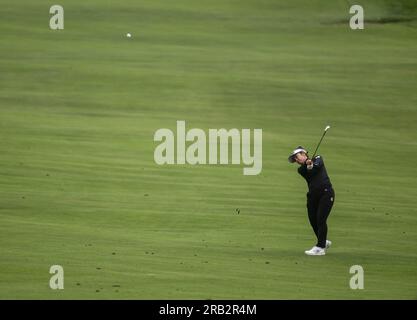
[1,0,416,299]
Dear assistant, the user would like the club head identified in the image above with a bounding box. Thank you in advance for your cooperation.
[324,125,331,132]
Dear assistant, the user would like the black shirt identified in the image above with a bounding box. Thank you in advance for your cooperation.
[297,155,332,192]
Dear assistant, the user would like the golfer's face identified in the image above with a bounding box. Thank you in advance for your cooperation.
[295,153,307,165]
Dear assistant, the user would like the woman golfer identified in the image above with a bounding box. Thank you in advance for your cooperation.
[288,146,335,256]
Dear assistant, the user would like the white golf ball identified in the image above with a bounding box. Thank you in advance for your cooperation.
[126,33,132,38]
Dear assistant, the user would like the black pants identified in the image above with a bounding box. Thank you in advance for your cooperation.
[307,186,335,248]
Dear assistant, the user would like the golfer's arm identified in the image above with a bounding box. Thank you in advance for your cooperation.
[298,165,307,175]
[307,156,323,174]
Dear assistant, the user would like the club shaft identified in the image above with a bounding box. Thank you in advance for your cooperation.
[312,130,328,158]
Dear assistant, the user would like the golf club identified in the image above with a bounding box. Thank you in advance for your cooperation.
[311,125,331,158]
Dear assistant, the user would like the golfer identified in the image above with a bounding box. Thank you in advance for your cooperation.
[288,146,335,256]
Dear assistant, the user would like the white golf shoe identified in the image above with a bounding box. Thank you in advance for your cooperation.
[326,240,332,249]
[305,246,326,256]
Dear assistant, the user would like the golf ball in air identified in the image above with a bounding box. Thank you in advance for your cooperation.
[126,33,132,38]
